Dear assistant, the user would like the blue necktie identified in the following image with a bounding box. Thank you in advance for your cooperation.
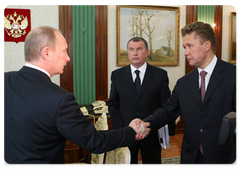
[134,70,141,95]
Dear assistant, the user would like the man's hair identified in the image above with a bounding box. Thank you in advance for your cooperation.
[127,37,149,50]
[24,26,60,62]
[181,21,217,52]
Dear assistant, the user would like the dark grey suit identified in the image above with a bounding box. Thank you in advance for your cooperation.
[144,58,236,163]
[4,66,136,163]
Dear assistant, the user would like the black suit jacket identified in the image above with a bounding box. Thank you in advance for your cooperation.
[144,58,236,163]
[108,63,175,156]
[4,66,136,163]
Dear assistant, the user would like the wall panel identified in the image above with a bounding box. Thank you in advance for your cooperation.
[95,5,108,102]
[72,6,96,105]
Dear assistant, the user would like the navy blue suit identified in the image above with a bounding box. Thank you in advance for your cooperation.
[4,66,136,163]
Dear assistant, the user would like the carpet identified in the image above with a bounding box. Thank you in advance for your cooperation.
[138,156,180,164]
[162,156,180,164]
[65,156,180,165]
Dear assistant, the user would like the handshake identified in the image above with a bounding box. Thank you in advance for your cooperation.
[129,119,151,140]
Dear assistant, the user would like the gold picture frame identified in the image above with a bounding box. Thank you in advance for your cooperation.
[229,12,236,64]
[116,5,180,66]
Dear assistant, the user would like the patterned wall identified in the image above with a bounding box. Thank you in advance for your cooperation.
[4,5,59,84]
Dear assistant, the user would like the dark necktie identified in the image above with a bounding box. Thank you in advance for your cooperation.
[134,70,141,95]
[200,71,207,102]
[199,70,207,154]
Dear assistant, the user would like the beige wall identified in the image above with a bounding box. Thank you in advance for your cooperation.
[4,5,236,90]
[108,5,237,94]
[222,5,237,62]
[4,5,59,84]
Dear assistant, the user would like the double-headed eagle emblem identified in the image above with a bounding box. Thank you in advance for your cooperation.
[4,11,28,38]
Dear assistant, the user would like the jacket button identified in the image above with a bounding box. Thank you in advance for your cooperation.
[137,113,139,115]
[200,129,203,132]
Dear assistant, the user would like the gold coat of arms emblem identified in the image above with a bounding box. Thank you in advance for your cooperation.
[4,11,28,38]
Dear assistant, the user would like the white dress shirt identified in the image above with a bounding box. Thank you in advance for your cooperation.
[130,62,147,84]
[198,56,217,91]
[25,63,50,78]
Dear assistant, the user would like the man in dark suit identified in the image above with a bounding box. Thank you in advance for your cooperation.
[144,22,236,163]
[108,37,175,164]
[4,26,150,164]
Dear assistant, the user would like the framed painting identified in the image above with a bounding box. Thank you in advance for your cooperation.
[116,5,180,66]
[229,12,236,64]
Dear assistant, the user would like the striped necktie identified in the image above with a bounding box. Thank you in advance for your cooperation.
[134,70,141,95]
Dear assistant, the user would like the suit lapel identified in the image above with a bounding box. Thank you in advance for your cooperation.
[188,69,202,107]
[203,59,224,105]
[123,65,138,96]
[138,64,154,97]
[123,64,155,97]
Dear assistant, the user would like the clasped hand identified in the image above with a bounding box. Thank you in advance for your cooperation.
[129,118,151,140]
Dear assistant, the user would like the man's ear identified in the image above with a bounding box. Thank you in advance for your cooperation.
[40,47,50,60]
[204,41,211,52]
[146,49,150,56]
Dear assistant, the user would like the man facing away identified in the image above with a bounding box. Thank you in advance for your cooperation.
[4,26,150,164]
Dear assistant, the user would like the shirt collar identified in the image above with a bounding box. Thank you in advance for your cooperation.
[130,62,147,74]
[25,63,51,77]
[198,55,217,76]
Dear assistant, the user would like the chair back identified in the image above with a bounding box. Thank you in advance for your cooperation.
[105,147,131,164]
[91,113,108,164]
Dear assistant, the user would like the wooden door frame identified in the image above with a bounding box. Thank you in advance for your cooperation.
[59,5,108,102]
[59,6,74,93]
[184,5,222,75]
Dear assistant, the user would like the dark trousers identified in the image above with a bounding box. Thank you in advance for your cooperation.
[128,142,162,164]
[195,150,205,164]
